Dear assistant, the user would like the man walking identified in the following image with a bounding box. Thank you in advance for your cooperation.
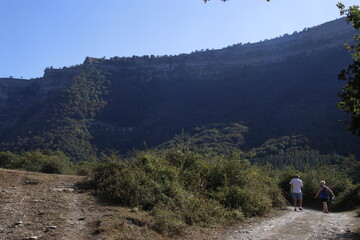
[290,174,303,211]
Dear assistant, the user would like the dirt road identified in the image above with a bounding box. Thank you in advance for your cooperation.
[221,208,360,240]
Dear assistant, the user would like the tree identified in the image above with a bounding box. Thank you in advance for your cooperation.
[337,3,360,135]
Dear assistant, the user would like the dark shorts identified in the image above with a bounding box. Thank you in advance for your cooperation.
[320,198,328,203]
[292,193,302,200]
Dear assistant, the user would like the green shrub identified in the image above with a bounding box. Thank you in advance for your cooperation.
[16,151,48,172]
[0,151,18,169]
[0,150,74,174]
[40,151,73,174]
[93,147,286,235]
[74,160,100,176]
[333,184,360,211]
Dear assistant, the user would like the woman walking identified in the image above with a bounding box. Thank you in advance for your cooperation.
[315,180,335,213]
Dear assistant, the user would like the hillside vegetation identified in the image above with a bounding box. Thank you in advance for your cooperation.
[0,18,360,161]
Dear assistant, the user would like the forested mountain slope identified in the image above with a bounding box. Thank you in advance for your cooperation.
[0,18,359,161]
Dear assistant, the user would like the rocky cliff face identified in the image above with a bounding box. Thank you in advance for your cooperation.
[1,18,359,159]
[0,68,80,145]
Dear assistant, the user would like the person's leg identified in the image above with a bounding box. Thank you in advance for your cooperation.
[322,201,328,213]
[292,193,297,210]
[324,202,328,213]
[299,196,303,210]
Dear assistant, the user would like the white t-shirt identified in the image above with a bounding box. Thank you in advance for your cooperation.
[290,178,303,193]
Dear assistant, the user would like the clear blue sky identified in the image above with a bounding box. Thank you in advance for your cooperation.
[0,0,358,79]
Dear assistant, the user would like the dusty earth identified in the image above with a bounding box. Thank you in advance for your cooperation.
[0,168,168,240]
[0,168,359,240]
[0,168,104,240]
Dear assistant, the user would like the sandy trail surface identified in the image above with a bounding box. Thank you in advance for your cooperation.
[221,207,360,240]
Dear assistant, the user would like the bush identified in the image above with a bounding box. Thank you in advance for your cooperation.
[0,151,18,169]
[74,160,101,176]
[16,151,48,172]
[0,150,74,174]
[40,151,73,174]
[93,147,286,235]
[332,184,360,211]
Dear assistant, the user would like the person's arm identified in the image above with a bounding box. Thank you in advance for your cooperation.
[315,188,321,198]
[327,187,335,197]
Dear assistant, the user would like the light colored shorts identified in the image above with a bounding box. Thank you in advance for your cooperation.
[292,193,302,200]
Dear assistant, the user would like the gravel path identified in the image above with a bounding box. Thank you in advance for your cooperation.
[224,207,360,240]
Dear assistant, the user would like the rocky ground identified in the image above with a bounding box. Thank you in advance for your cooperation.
[0,168,104,240]
[0,168,359,240]
[0,168,166,240]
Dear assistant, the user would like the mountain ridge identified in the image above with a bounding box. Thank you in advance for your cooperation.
[1,17,359,160]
